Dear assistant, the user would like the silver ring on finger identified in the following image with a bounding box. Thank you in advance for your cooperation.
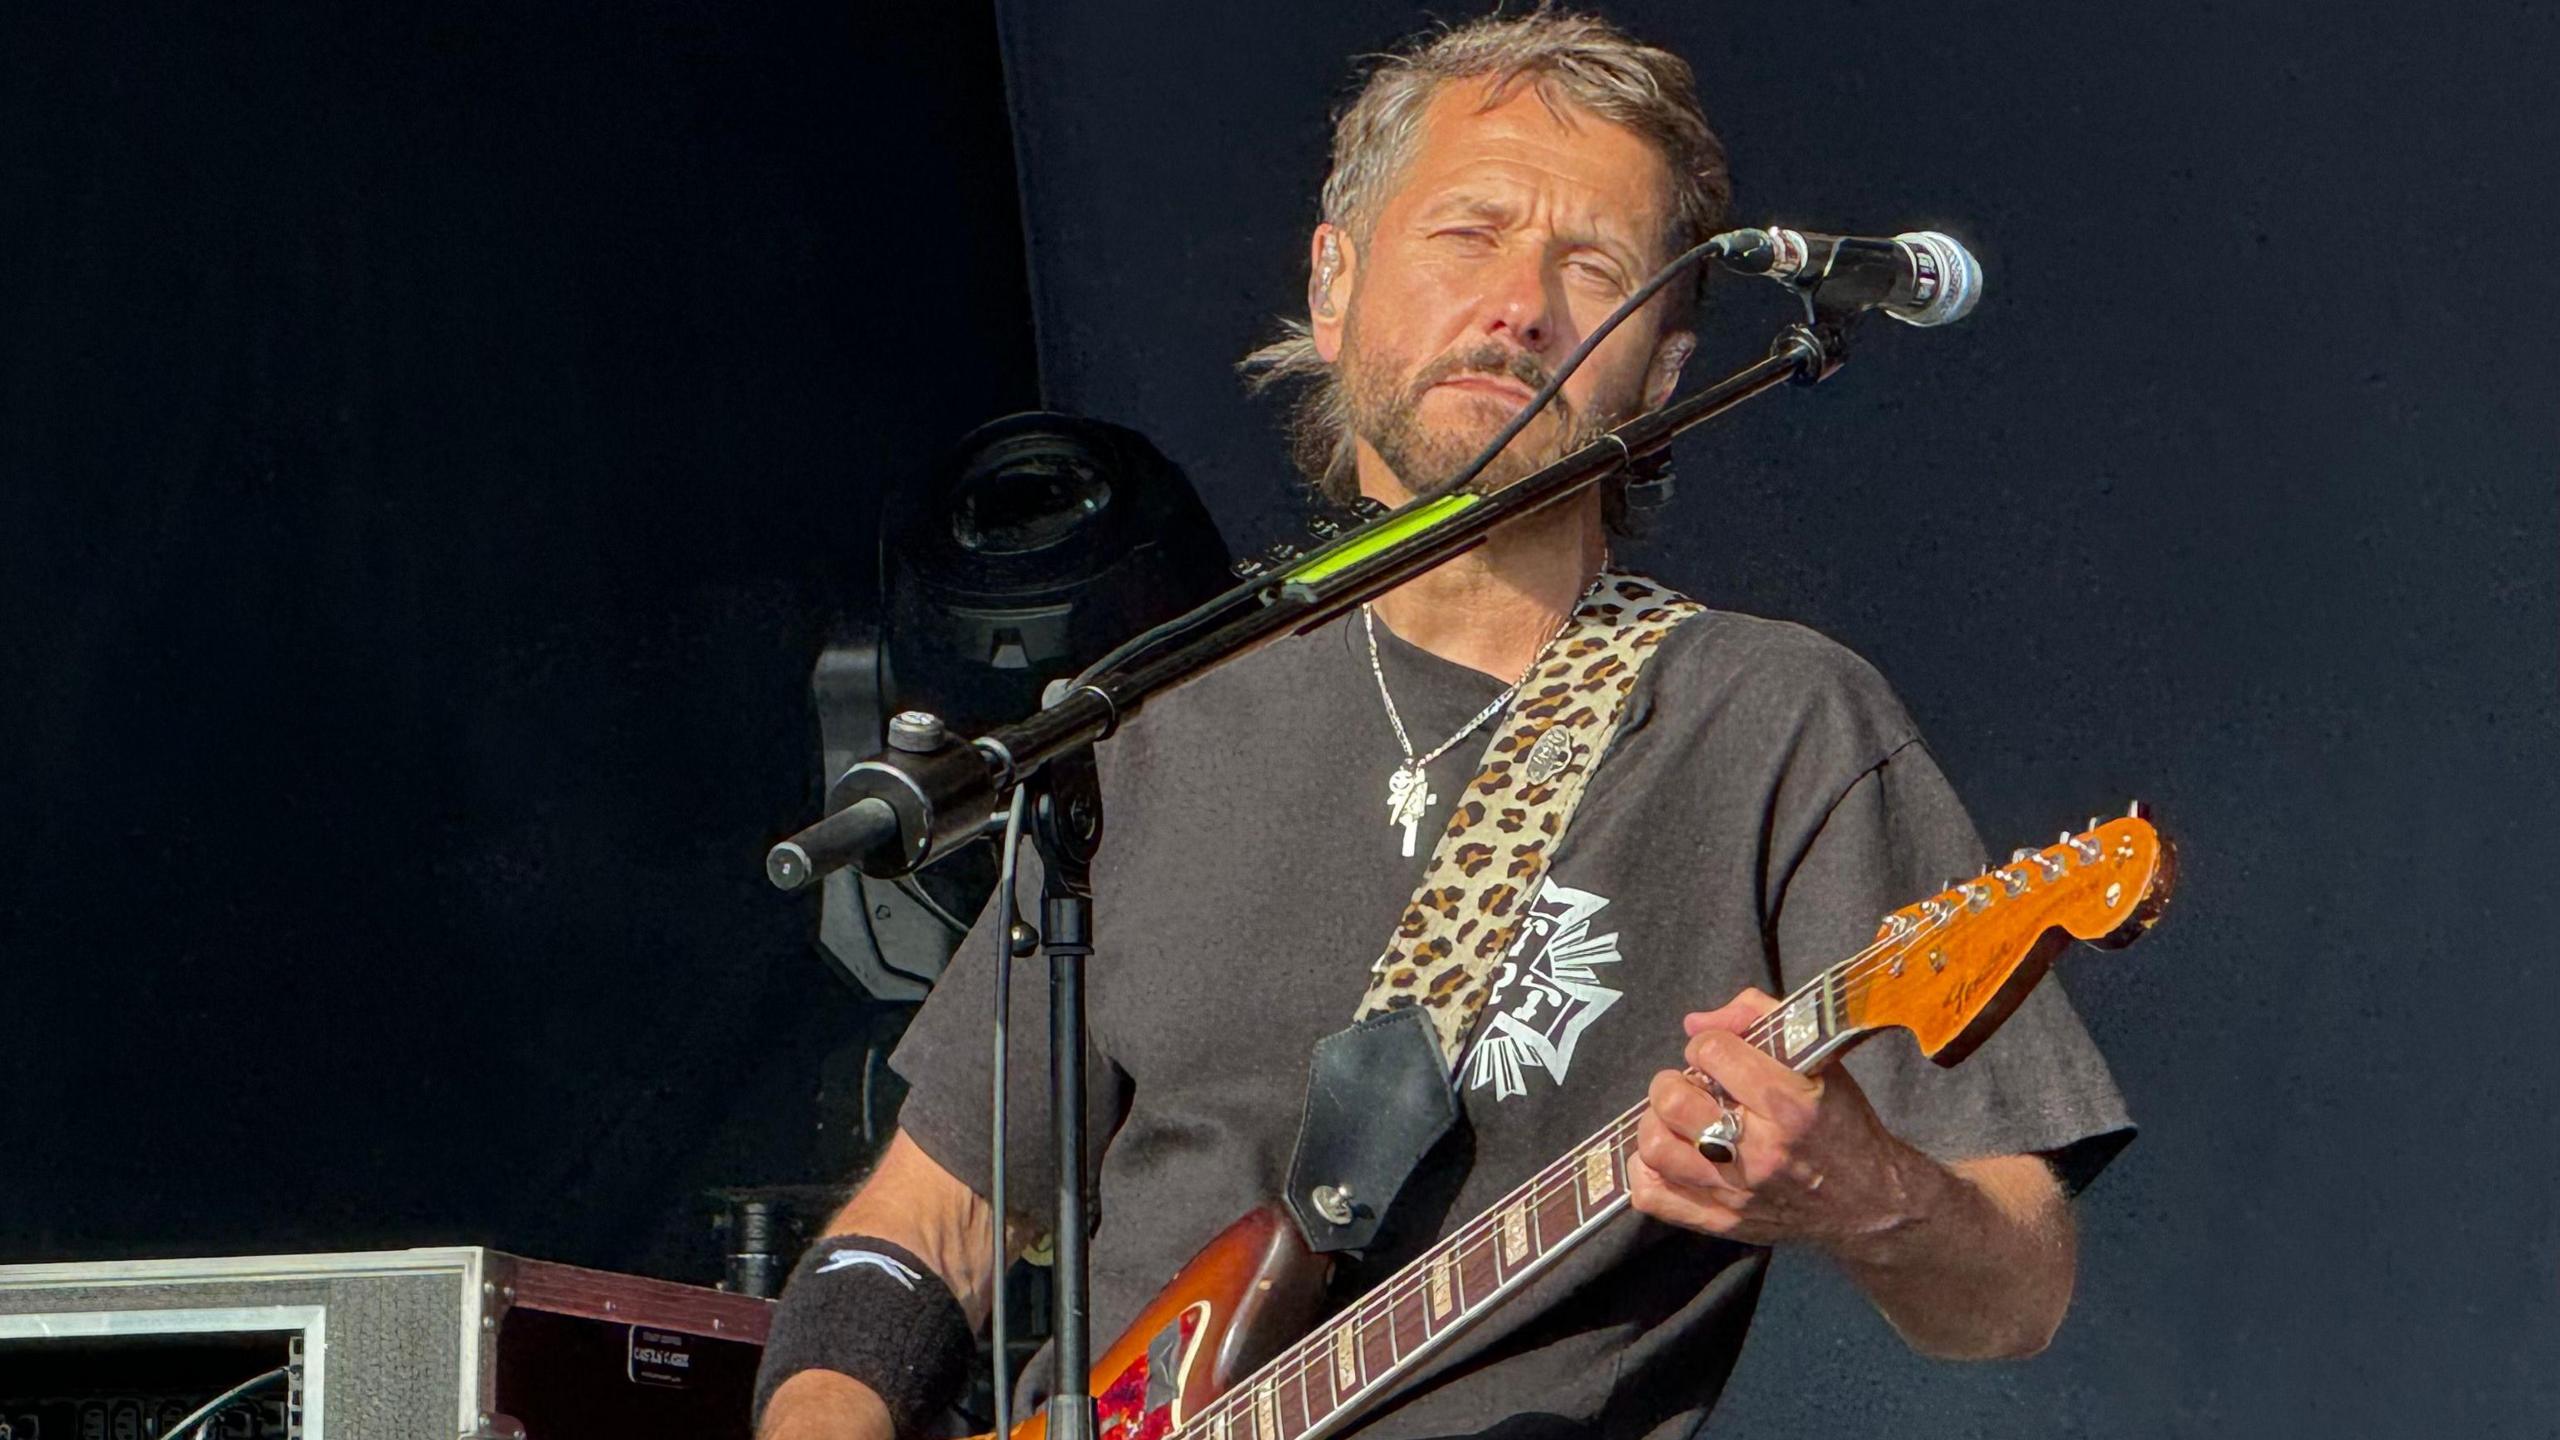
[1693,1103,1743,1165]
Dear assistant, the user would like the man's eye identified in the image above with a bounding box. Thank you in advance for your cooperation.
[1433,228,1496,249]
[1567,260,1627,291]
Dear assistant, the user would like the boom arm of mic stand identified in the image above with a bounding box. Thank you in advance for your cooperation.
[765,319,1843,888]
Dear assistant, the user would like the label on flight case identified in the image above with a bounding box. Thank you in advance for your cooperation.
[628,1324,696,1388]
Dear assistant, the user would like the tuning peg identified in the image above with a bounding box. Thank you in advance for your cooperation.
[2127,798,2146,820]
[2058,831,2074,845]
[1307,514,1343,538]
[1232,556,1268,578]
[1263,541,1302,566]
[2086,816,2102,833]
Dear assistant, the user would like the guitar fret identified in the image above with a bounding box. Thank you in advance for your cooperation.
[1295,1343,1321,1431]
[1584,1144,1615,1205]
[1776,994,1820,1065]
[1320,1338,1344,1427]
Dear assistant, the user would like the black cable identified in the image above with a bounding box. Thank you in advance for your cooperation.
[987,784,1030,1440]
[156,1364,290,1439]
[1070,231,1738,691]
[1410,233,1731,504]
[1067,577,1261,690]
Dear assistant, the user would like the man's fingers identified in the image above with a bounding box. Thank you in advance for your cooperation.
[1628,1156,1761,1241]
[1685,1026,1818,1122]
[1639,1073,1753,1196]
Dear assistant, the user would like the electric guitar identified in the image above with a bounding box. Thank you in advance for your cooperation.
[994,809,2174,1440]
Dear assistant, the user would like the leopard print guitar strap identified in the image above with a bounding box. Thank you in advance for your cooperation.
[1353,571,1704,1070]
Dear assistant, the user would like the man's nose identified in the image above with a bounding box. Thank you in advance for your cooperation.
[1479,248,1559,354]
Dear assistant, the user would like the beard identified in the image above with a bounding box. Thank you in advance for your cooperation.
[1339,329,1630,497]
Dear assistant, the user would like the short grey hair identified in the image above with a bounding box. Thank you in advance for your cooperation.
[1240,8,1733,510]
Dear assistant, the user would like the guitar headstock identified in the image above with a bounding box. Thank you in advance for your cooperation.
[1839,806,2174,1067]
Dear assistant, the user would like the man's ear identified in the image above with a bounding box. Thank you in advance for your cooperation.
[1309,223,1356,362]
[1643,329,1695,410]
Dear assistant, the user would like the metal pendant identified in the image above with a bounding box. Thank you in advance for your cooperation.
[1522,725,1575,785]
[1386,763,1435,857]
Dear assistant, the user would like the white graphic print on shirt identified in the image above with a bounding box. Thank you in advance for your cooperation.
[1465,881,1625,1101]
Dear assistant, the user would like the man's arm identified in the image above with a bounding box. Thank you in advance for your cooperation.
[1629,992,2076,1360]
[1828,1150,2073,1360]
[761,1129,1026,1440]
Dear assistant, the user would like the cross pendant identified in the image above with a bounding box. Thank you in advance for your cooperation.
[1387,764,1437,858]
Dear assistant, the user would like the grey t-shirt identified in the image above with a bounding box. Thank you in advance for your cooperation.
[890,602,2132,1440]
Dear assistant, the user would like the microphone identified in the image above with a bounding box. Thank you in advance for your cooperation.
[1713,227,1983,327]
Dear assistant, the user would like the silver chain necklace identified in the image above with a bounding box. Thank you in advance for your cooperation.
[1363,602,1560,857]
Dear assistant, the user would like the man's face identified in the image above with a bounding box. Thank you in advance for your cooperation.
[1315,78,1691,501]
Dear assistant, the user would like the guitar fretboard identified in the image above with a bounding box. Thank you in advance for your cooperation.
[1179,981,1849,1440]
[1170,818,2155,1440]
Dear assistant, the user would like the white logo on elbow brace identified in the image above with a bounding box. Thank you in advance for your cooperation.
[815,1249,923,1288]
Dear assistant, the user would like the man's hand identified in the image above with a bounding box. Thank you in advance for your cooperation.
[1628,988,2079,1360]
[1629,988,1933,1251]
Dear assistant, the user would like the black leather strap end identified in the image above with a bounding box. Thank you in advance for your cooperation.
[1284,1008,1461,1254]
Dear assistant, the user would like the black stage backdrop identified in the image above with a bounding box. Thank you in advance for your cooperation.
[3,1,2556,1435]
[0,2,1036,1274]
[989,2,2560,1434]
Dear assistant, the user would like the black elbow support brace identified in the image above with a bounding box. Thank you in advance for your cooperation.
[752,1236,977,1434]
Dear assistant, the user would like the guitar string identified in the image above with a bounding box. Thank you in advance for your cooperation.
[1700,839,2135,1043]
[1173,949,1880,1440]
[1179,1108,1650,1439]
[1775,845,2136,1021]
[1175,848,2145,1437]
[1176,895,2000,1439]
[1172,901,1982,1439]
[1183,860,2138,1438]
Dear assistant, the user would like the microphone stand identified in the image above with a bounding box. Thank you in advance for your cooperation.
[768,301,1863,1439]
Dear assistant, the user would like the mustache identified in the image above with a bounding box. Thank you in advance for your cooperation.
[1408,344,1566,418]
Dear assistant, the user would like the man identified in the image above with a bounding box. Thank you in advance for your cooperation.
[758,11,2130,1439]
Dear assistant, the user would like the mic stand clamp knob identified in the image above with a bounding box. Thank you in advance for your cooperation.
[888,711,949,753]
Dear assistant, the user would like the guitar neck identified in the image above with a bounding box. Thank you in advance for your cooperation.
[1184,981,1849,1440]
[1178,813,2168,1440]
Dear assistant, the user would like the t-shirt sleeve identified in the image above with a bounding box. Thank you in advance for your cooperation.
[888,841,1134,1230]
[1769,740,2135,1195]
